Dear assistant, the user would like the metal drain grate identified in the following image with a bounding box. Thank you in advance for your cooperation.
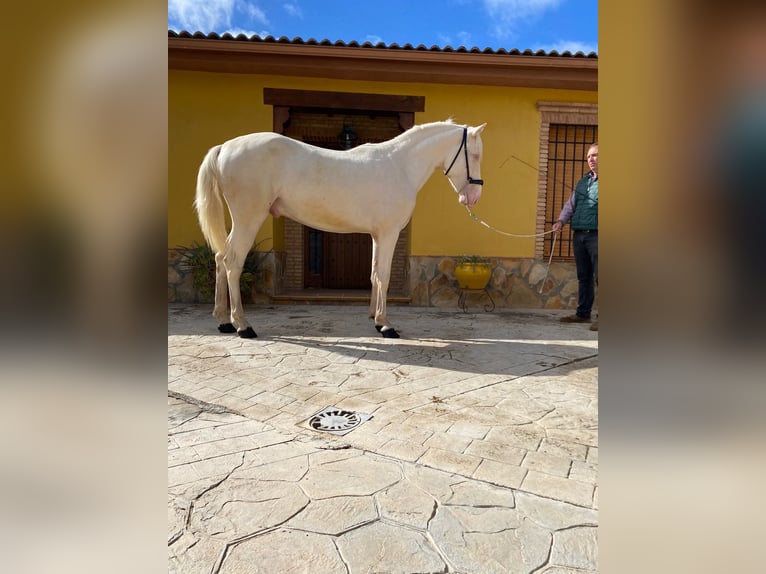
[306,406,373,436]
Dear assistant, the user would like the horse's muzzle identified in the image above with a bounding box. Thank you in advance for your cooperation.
[459,183,482,208]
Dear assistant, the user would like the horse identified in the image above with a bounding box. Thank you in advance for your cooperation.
[194,119,486,339]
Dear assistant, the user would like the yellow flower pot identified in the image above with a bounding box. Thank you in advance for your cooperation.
[455,262,491,290]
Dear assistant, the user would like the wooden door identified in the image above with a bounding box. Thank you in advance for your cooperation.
[326,232,372,289]
[289,112,401,290]
[303,228,372,289]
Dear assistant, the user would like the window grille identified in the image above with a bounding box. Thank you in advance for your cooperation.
[543,124,598,260]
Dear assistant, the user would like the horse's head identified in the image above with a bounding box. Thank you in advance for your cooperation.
[444,123,486,208]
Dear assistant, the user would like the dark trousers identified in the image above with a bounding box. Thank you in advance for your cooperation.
[573,231,598,318]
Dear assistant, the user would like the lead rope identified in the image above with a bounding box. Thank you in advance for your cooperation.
[464,206,555,238]
[461,152,589,294]
[464,205,557,294]
[539,233,556,294]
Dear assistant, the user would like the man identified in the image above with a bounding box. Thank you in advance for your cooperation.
[553,143,598,332]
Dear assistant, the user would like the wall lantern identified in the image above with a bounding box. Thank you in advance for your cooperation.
[338,124,359,150]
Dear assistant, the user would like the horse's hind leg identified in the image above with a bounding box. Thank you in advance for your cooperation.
[224,216,267,338]
[213,252,235,333]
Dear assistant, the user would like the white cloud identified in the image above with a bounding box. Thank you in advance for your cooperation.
[168,0,236,32]
[535,40,598,54]
[365,35,384,45]
[283,2,303,18]
[223,28,271,38]
[435,32,474,48]
[240,2,269,26]
[482,0,562,38]
[457,31,473,48]
[168,0,270,32]
[484,0,561,16]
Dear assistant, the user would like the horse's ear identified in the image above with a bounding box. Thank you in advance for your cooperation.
[473,123,487,135]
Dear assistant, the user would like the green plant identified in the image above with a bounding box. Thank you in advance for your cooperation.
[180,240,270,302]
[182,241,216,301]
[457,254,490,266]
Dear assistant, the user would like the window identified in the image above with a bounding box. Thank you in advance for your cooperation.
[536,102,598,260]
[544,124,598,259]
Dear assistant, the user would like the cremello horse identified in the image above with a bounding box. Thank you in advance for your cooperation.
[195,119,486,338]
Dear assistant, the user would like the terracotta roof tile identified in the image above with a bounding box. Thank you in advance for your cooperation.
[168,30,597,58]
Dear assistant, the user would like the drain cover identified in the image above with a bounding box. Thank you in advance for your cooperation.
[306,406,373,436]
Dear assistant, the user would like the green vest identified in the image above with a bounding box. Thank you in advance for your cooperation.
[570,176,598,230]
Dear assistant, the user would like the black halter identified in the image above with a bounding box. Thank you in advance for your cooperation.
[444,127,484,186]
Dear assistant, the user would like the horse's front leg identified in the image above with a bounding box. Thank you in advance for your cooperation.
[370,233,400,338]
[368,273,379,321]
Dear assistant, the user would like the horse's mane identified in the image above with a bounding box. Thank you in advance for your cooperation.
[382,119,461,151]
[405,118,456,133]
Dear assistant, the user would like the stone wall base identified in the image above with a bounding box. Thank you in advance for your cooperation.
[408,256,578,309]
[169,249,578,310]
[168,248,285,304]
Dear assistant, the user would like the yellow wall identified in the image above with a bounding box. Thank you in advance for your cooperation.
[169,70,596,257]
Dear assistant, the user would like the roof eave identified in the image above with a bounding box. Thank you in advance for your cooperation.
[168,37,598,91]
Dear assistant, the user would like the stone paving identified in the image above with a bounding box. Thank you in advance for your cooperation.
[168,303,598,573]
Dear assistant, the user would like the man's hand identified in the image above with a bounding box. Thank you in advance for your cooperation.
[552,221,564,233]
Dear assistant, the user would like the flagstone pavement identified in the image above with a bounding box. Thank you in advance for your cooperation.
[168,303,598,573]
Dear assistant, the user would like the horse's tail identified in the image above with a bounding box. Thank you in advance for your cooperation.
[194,145,227,255]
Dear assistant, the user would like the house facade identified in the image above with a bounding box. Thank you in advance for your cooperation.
[168,32,598,309]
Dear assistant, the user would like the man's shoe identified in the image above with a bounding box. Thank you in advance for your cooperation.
[560,314,591,323]
[589,321,598,331]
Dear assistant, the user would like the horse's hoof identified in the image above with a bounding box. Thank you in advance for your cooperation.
[218,323,236,334]
[375,325,384,332]
[380,327,400,339]
[237,327,258,338]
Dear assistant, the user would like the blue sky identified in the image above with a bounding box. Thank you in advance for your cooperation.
[168,0,598,54]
